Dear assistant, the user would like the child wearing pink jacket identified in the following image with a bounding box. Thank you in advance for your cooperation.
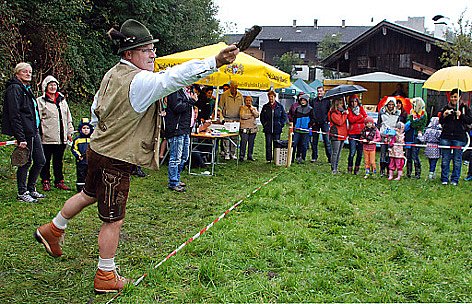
[388,122,406,180]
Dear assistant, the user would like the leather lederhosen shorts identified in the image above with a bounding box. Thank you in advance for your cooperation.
[83,148,135,223]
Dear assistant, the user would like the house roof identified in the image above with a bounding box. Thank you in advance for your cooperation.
[257,25,371,43]
[222,25,371,47]
[321,20,446,67]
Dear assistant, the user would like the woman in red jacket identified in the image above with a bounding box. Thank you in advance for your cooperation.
[328,97,349,174]
[347,94,367,174]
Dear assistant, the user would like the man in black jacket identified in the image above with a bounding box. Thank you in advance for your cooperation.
[309,86,332,163]
[164,86,198,192]
[2,62,46,202]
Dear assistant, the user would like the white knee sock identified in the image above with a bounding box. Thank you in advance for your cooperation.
[98,257,116,272]
[52,211,69,230]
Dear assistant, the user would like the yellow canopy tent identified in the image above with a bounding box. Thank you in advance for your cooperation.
[154,42,291,90]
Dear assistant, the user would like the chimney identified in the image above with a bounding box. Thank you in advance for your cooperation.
[314,19,318,29]
[293,19,297,28]
[434,22,447,39]
[341,19,346,28]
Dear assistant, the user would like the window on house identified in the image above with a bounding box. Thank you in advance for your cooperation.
[368,56,377,68]
[294,67,303,71]
[299,51,306,59]
[399,54,411,68]
[358,56,368,68]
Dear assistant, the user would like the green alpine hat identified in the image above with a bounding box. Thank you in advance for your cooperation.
[117,19,159,53]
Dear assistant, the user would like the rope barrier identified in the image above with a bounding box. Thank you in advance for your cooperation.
[293,127,471,151]
[105,172,282,304]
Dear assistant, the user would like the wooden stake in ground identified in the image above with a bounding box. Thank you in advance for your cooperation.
[286,122,293,168]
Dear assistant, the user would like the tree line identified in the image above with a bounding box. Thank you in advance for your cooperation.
[0,0,222,104]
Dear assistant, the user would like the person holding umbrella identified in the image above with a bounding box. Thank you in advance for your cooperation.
[438,88,472,185]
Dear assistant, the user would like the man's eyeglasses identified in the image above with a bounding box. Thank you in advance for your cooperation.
[135,48,156,54]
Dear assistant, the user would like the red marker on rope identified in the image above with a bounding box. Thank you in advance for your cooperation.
[0,140,17,147]
[105,173,281,304]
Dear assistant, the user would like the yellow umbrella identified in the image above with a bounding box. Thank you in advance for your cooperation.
[154,42,291,90]
[423,65,472,92]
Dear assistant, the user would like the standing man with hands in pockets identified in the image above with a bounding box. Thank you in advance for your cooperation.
[310,86,332,163]
[34,19,239,293]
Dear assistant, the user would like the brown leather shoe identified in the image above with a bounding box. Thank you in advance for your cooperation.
[94,269,131,293]
[34,222,64,257]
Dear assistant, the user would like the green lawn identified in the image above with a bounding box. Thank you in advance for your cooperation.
[0,132,470,303]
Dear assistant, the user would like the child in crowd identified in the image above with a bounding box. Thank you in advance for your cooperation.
[419,117,442,179]
[388,122,405,180]
[292,94,314,164]
[71,118,93,192]
[360,116,381,179]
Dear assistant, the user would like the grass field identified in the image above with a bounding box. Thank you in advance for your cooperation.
[0,131,471,303]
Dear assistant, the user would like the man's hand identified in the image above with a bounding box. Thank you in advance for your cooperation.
[215,45,239,68]
[18,141,27,149]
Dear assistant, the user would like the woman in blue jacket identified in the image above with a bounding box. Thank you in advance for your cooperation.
[291,94,314,163]
[260,90,287,163]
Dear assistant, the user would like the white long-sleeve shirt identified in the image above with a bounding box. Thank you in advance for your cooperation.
[91,57,217,126]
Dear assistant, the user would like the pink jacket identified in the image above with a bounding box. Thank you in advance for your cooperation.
[361,128,381,152]
[388,133,405,158]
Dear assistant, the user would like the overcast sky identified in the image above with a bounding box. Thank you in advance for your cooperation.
[214,0,470,33]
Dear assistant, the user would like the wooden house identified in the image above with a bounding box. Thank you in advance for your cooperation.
[321,20,446,79]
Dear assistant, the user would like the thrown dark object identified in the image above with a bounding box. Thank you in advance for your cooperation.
[11,147,29,167]
[236,25,262,52]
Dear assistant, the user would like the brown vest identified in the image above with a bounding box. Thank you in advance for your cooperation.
[90,63,159,169]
